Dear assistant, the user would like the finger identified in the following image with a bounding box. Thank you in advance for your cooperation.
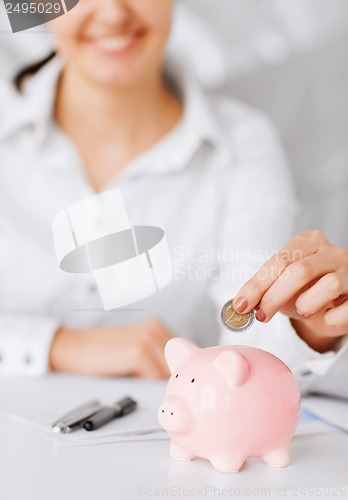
[295,273,348,317]
[256,251,337,322]
[144,320,173,375]
[234,230,329,313]
[133,352,167,379]
[136,322,172,378]
[143,320,173,342]
[150,340,171,378]
[325,300,348,331]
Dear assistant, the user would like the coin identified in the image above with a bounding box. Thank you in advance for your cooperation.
[221,299,255,332]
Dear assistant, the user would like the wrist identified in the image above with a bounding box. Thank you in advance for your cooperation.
[290,318,342,353]
[49,326,84,373]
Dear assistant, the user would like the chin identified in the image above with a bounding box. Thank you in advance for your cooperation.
[78,59,146,88]
[78,48,158,88]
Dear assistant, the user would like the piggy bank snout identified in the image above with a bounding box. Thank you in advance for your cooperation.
[158,397,192,434]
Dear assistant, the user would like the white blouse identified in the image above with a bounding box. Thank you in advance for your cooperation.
[0,57,347,396]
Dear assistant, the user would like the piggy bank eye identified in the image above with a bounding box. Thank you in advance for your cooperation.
[175,374,179,378]
[191,378,195,383]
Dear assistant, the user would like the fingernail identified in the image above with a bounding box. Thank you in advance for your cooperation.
[296,308,309,317]
[234,297,248,313]
[256,309,266,322]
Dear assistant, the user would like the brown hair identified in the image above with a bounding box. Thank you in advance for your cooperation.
[14,51,56,91]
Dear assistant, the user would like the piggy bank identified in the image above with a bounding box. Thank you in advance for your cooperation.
[158,338,300,473]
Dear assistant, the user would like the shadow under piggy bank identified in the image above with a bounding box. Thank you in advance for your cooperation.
[4,0,80,33]
[158,338,301,473]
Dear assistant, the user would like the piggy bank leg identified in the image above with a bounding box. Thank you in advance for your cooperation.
[210,454,245,473]
[261,447,291,468]
[170,441,195,462]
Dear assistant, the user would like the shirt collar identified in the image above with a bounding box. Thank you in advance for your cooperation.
[0,56,228,173]
[116,61,229,178]
[167,61,226,159]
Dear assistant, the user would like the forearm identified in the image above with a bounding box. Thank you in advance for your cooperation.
[49,321,172,378]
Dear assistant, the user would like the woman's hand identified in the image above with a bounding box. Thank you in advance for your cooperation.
[49,320,173,378]
[233,230,348,353]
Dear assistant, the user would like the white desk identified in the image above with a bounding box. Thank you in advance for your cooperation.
[0,377,347,500]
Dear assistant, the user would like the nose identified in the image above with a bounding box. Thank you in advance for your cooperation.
[98,0,131,25]
[158,397,192,434]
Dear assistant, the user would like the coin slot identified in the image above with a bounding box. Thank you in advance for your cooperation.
[191,378,195,383]
[175,374,179,378]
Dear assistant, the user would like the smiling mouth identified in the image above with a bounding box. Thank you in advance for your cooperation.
[87,31,144,55]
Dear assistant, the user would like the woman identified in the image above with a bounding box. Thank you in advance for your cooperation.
[0,0,347,395]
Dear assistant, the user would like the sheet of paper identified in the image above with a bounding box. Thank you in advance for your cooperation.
[0,375,338,447]
[0,375,168,446]
[301,395,348,433]
[295,407,336,436]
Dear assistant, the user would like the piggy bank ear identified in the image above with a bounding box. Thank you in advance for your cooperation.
[213,350,250,387]
[165,338,199,374]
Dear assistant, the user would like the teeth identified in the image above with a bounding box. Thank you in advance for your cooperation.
[96,35,135,51]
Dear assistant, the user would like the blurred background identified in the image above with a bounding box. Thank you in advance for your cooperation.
[1,0,347,248]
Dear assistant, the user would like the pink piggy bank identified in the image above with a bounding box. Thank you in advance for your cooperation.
[158,338,300,473]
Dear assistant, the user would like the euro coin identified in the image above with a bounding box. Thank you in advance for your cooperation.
[221,299,255,332]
